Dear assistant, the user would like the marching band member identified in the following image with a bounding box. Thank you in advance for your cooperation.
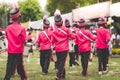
[72,21,80,66]
[76,18,96,76]
[89,26,96,63]
[51,11,75,80]
[65,19,75,68]
[96,17,111,75]
[4,8,27,80]
[37,16,52,74]
[26,31,35,62]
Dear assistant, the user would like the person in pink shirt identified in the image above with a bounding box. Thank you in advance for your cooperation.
[76,18,96,76]
[4,8,27,80]
[65,19,76,68]
[72,21,80,66]
[26,31,34,62]
[89,26,96,62]
[37,16,52,74]
[51,13,75,80]
[96,17,111,75]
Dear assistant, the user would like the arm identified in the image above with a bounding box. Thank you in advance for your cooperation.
[37,34,41,44]
[106,31,111,43]
[88,31,96,41]
[68,29,76,39]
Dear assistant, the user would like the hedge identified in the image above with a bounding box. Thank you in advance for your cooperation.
[112,48,120,55]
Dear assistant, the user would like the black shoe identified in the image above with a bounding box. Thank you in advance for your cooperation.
[82,71,87,77]
[89,59,92,62]
[4,78,10,80]
[62,78,66,80]
[42,69,48,74]
[55,77,59,80]
[55,77,66,80]
[21,78,27,80]
[74,61,79,66]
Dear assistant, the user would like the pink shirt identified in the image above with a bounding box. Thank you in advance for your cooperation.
[6,22,26,54]
[51,26,75,52]
[37,29,52,50]
[76,28,96,52]
[95,27,110,49]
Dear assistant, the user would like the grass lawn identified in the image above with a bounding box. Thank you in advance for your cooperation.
[0,50,120,80]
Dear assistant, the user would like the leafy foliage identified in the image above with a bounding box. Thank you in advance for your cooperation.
[0,3,12,28]
[18,0,43,22]
[46,0,98,16]
[0,3,11,14]
[112,0,120,3]
[46,0,81,16]
[112,48,120,55]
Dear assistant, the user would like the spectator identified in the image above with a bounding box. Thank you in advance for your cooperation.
[111,32,120,48]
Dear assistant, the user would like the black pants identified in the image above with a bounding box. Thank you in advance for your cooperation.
[4,53,27,80]
[40,49,51,73]
[97,48,109,71]
[69,52,75,67]
[28,45,33,53]
[56,51,67,79]
[80,51,90,75]
[74,44,79,61]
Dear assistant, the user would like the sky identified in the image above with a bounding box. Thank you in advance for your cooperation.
[0,0,47,10]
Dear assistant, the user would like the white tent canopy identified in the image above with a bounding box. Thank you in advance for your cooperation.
[28,20,43,30]
[28,12,72,30]
[110,2,120,17]
[72,1,110,21]
[28,1,120,30]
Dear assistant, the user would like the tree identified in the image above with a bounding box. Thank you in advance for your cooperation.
[0,2,11,29]
[98,0,119,3]
[99,0,108,2]
[18,0,43,22]
[46,0,76,16]
[46,0,98,16]
[112,0,120,3]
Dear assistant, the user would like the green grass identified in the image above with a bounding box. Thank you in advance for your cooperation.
[0,50,120,80]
